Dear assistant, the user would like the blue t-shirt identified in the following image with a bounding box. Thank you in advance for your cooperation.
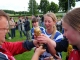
[31,26,45,39]
[39,30,63,60]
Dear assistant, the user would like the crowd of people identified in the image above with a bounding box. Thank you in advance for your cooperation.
[0,7,80,60]
[6,14,45,40]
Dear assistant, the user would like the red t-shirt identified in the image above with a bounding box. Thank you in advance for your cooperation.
[68,50,80,60]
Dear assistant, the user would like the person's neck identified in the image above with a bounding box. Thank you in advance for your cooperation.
[34,26,39,28]
[46,28,54,34]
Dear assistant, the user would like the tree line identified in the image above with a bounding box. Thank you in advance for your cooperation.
[3,0,79,16]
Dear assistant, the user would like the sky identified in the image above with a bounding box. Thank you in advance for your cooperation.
[0,0,80,11]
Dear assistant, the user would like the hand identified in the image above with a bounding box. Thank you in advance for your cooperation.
[35,34,52,44]
[35,46,46,56]
[31,46,46,60]
[33,40,39,48]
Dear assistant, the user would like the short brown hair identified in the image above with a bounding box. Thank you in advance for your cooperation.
[63,8,80,32]
[32,17,38,23]
[0,10,9,20]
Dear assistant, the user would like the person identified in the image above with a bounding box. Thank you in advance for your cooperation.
[24,17,31,40]
[31,17,45,39]
[0,10,38,60]
[37,8,80,60]
[37,15,41,26]
[17,16,26,38]
[9,17,16,38]
[41,15,45,27]
[56,20,62,32]
[35,12,63,60]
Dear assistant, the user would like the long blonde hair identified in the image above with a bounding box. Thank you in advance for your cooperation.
[44,12,57,39]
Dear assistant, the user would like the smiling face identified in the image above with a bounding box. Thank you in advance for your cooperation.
[62,20,80,45]
[0,16,9,45]
[44,16,55,30]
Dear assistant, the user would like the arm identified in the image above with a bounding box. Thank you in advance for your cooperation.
[45,37,68,53]
[2,40,35,56]
[36,34,68,55]
[36,34,57,56]
[31,46,46,60]
[47,39,56,56]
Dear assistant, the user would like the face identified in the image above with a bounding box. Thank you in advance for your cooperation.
[0,16,8,45]
[62,21,80,45]
[32,22,39,27]
[44,16,55,30]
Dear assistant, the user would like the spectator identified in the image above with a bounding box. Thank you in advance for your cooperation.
[9,17,15,38]
[24,17,31,40]
[31,17,45,40]
[37,15,41,26]
[17,16,26,38]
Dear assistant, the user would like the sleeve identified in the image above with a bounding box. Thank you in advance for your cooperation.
[40,27,45,34]
[31,28,34,39]
[55,37,68,52]
[54,31,63,42]
[2,40,35,56]
[23,40,35,50]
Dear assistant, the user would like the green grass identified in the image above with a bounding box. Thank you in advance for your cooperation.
[14,50,34,60]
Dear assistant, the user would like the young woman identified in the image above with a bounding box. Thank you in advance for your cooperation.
[36,8,80,60]
[36,12,63,60]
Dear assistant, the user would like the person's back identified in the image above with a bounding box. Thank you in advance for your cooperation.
[24,19,30,31]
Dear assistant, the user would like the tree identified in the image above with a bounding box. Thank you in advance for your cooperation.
[39,0,49,14]
[28,0,38,15]
[48,2,59,13]
[59,0,75,12]
[3,10,15,14]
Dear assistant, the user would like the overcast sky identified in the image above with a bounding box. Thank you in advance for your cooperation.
[0,0,80,11]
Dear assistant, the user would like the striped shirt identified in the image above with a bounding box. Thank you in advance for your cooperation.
[39,30,63,60]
